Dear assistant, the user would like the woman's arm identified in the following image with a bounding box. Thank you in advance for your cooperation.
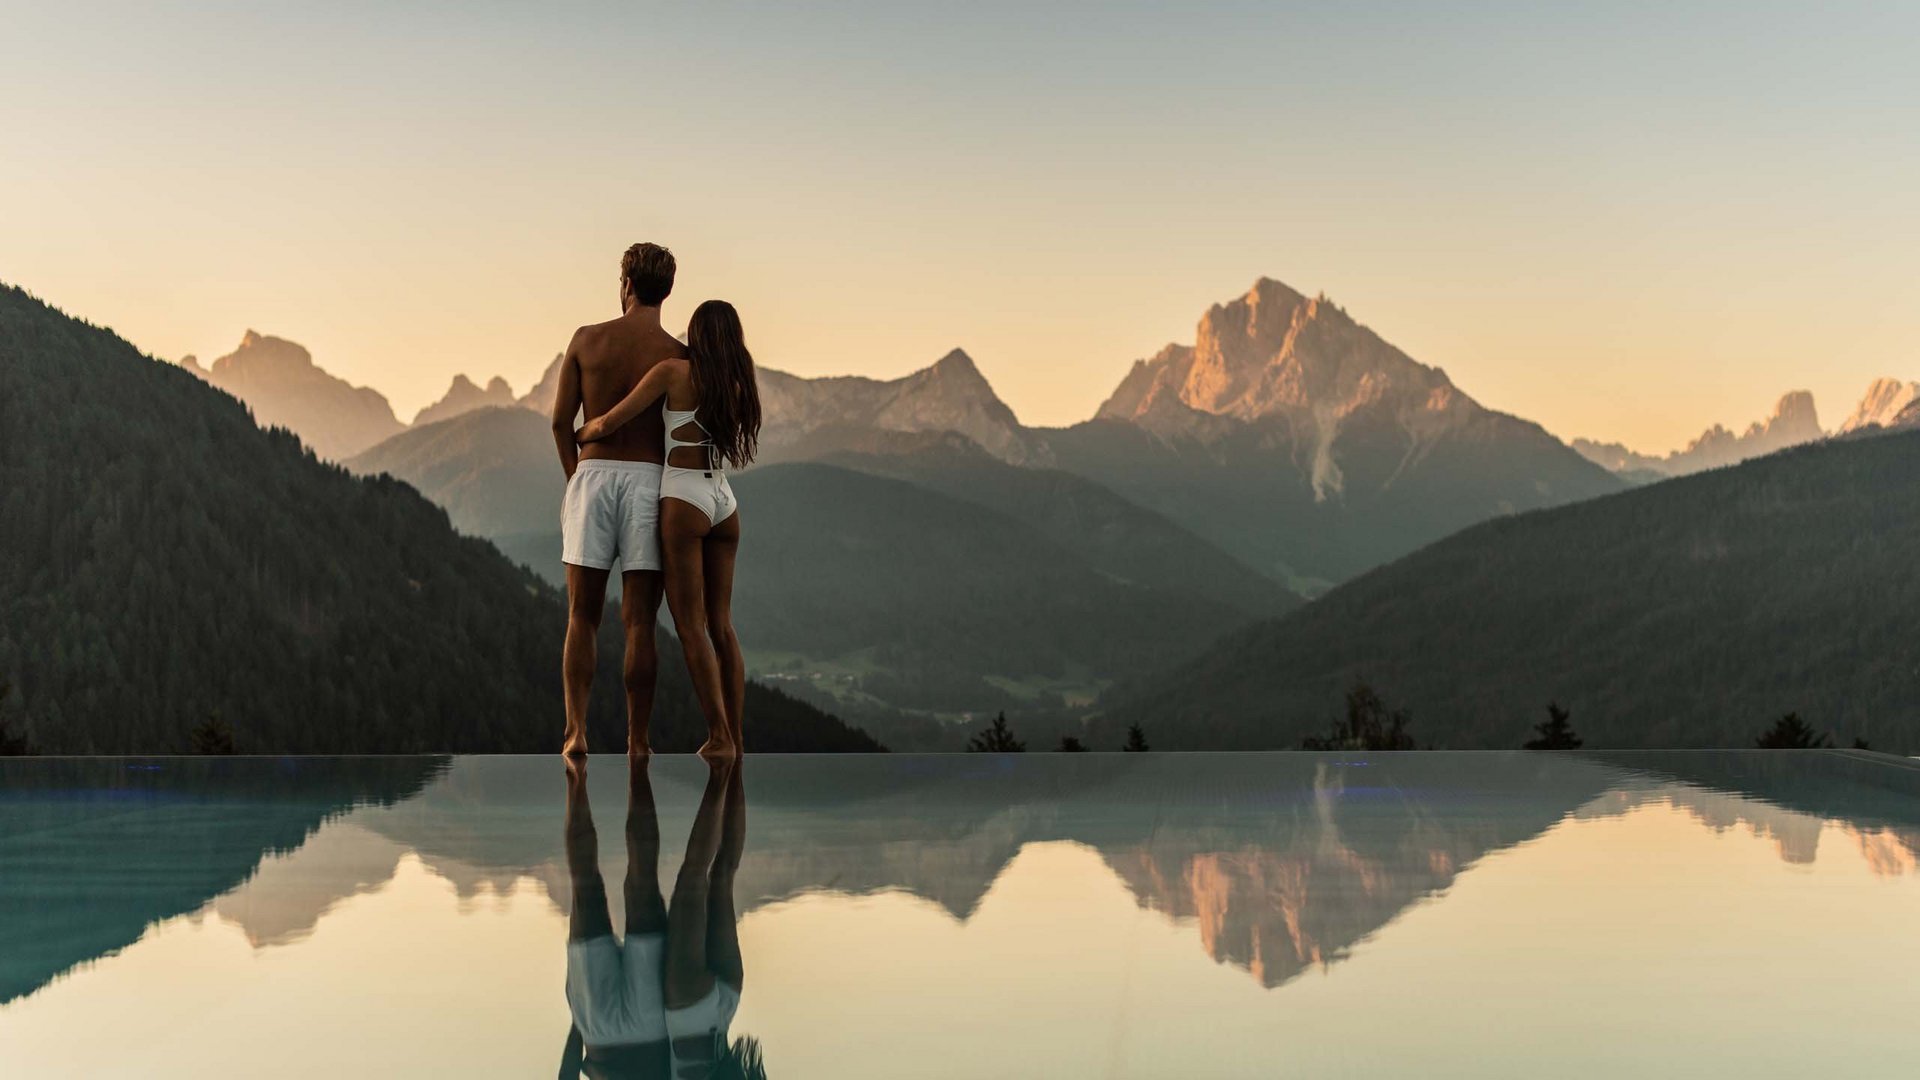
[577,360,678,442]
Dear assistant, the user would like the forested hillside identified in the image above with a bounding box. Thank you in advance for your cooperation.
[1094,431,1920,752]
[0,284,877,753]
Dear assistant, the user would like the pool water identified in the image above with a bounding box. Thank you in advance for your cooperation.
[2,751,1917,1078]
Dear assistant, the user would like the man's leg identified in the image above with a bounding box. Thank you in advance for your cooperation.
[623,755,668,936]
[564,563,612,757]
[620,569,665,755]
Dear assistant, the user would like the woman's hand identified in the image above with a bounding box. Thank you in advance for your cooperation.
[576,417,607,443]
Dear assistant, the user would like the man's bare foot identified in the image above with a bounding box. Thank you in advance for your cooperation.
[562,731,589,759]
[627,728,651,758]
[697,736,738,759]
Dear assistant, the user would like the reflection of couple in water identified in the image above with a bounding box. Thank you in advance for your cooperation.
[561,757,761,1080]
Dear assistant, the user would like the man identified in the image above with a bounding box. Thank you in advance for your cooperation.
[553,243,685,757]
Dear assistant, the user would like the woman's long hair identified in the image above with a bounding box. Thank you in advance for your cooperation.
[685,299,762,469]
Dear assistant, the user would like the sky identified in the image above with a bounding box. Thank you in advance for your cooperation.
[3,1,1916,450]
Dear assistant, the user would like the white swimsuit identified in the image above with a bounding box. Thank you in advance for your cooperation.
[661,402,739,525]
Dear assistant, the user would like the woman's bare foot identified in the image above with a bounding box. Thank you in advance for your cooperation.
[562,730,589,759]
[697,735,738,759]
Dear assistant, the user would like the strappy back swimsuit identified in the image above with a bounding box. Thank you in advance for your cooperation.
[661,401,739,525]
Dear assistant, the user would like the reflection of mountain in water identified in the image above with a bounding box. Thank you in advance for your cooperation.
[1583,750,1920,876]
[15,752,1919,1004]
[0,757,446,1003]
[207,754,1633,989]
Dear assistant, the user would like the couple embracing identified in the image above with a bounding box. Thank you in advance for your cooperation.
[553,243,761,759]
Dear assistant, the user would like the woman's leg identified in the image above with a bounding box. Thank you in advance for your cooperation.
[664,756,731,1008]
[660,499,733,756]
[706,756,745,991]
[702,510,745,749]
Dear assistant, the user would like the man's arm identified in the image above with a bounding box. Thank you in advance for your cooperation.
[551,333,585,480]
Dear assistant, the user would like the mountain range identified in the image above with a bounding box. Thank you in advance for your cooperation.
[174,332,563,462]
[180,331,405,460]
[1573,377,1920,480]
[1572,391,1824,479]
[411,373,517,426]
[220,277,1634,589]
[0,283,876,755]
[133,275,1918,752]
[337,277,1806,733]
[1092,425,1920,752]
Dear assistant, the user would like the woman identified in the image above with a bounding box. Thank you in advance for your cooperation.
[577,300,760,758]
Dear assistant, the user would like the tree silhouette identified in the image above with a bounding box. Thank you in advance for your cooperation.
[1523,702,1583,750]
[192,712,238,755]
[0,680,34,756]
[1852,737,1873,751]
[1057,735,1088,752]
[1756,713,1831,749]
[714,1036,769,1080]
[1303,680,1416,751]
[966,712,1025,752]
[1122,724,1150,752]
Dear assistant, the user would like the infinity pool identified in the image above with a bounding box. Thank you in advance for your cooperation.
[3,751,1917,1078]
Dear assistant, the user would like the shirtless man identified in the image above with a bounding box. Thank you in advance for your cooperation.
[553,242,685,757]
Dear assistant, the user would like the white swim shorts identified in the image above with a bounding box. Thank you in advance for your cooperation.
[562,460,664,573]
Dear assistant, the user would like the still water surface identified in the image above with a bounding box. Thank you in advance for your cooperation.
[2,751,1917,1078]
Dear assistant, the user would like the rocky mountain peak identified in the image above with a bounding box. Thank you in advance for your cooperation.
[210,330,316,377]
[1766,391,1821,436]
[1105,277,1460,429]
[187,330,402,460]
[1839,377,1920,433]
[755,348,1046,465]
[929,348,981,376]
[414,372,520,428]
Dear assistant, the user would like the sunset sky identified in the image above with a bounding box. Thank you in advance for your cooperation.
[4,1,1915,450]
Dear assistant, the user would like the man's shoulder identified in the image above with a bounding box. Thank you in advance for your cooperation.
[572,317,624,344]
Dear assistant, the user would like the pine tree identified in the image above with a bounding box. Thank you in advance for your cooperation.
[966,712,1025,753]
[191,711,238,755]
[1756,713,1830,749]
[1057,735,1088,752]
[1524,702,1583,750]
[1122,724,1150,752]
[0,680,35,756]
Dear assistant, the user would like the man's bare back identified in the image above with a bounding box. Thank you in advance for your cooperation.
[553,311,686,472]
